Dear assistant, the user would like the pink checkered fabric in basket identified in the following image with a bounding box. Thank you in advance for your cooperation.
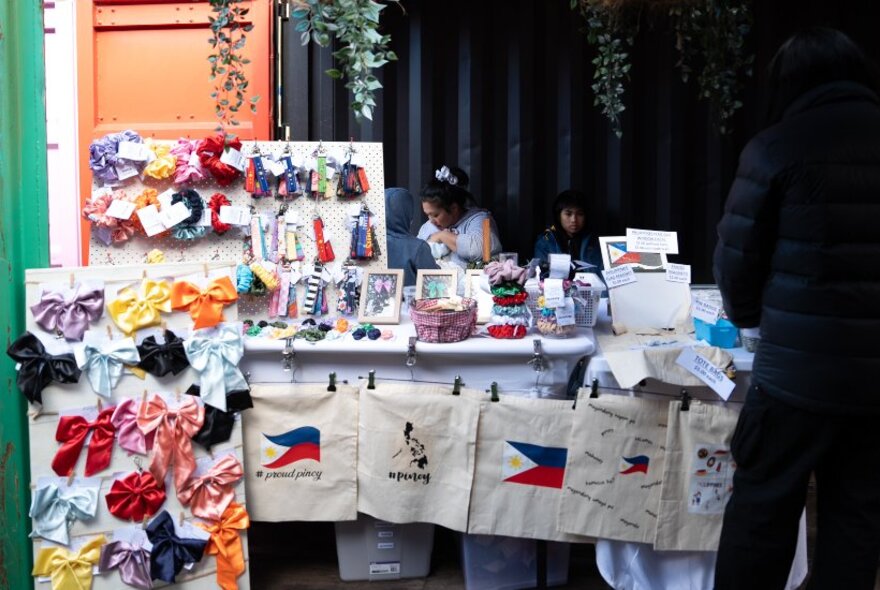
[410,298,478,343]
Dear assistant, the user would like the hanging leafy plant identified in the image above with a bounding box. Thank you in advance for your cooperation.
[292,0,401,122]
[208,0,260,135]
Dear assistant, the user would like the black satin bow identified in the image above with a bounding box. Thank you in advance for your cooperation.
[145,510,207,583]
[136,330,189,377]
[6,332,81,404]
[186,384,253,450]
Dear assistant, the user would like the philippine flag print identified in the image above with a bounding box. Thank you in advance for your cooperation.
[501,441,567,489]
[619,455,650,475]
[261,426,321,469]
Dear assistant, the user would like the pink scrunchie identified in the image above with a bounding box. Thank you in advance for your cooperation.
[485,260,527,286]
[171,138,207,185]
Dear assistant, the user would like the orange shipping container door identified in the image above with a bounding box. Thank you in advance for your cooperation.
[77,0,273,262]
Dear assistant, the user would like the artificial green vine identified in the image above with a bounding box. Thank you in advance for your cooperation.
[293,0,400,122]
[208,0,260,134]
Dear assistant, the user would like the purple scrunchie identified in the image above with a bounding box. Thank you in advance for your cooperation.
[89,129,143,184]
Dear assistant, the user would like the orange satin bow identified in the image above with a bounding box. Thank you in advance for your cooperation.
[170,276,237,329]
[177,453,243,520]
[197,502,250,590]
[136,395,204,491]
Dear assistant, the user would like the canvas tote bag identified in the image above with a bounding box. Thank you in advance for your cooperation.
[556,394,670,544]
[243,383,359,522]
[654,400,740,551]
[357,381,480,532]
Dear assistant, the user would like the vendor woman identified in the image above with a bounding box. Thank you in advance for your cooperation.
[533,189,602,270]
[417,165,502,270]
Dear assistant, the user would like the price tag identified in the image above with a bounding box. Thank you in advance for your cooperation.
[157,188,176,210]
[675,348,736,400]
[284,209,301,226]
[268,159,287,176]
[197,208,213,227]
[556,297,576,326]
[115,163,139,181]
[187,151,201,168]
[92,187,112,199]
[136,205,166,237]
[220,147,247,172]
[626,228,679,254]
[160,201,192,228]
[543,278,565,308]
[692,299,721,325]
[105,199,136,220]
[548,253,571,279]
[602,265,637,289]
[219,205,252,226]
[117,140,151,162]
[666,263,691,284]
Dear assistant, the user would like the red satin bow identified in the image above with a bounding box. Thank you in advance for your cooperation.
[105,470,167,522]
[137,395,204,491]
[177,454,243,520]
[51,407,116,477]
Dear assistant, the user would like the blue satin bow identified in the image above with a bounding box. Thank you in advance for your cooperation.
[29,483,99,545]
[145,511,207,583]
[183,324,248,412]
[76,338,140,398]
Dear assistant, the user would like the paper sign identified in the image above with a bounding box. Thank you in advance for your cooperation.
[692,299,721,325]
[117,141,151,161]
[160,201,192,228]
[548,253,571,279]
[219,205,252,226]
[220,147,247,172]
[105,199,135,220]
[157,189,175,210]
[602,265,637,289]
[666,263,691,284]
[92,187,112,199]
[136,205,166,237]
[675,347,736,400]
[370,562,401,575]
[626,228,679,254]
[267,159,287,176]
[115,163,139,181]
[543,278,565,308]
[556,297,576,326]
[284,209,301,226]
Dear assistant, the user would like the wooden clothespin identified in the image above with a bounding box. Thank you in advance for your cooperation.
[589,378,599,398]
[97,398,103,412]
[142,515,149,530]
[179,511,186,527]
[680,389,691,412]
[67,470,76,486]
[106,325,113,340]
[328,372,337,392]
[490,382,499,403]
[367,370,376,390]
[203,263,209,278]
[452,375,462,396]
[69,273,75,289]
[142,389,149,405]
[142,269,147,280]
[175,388,182,403]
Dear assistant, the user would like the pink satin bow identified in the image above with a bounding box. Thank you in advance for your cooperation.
[136,395,204,491]
[111,398,154,456]
[177,454,243,520]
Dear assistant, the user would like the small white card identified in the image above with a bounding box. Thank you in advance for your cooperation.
[115,163,139,181]
[626,228,679,254]
[268,159,287,176]
[160,201,192,228]
[675,348,736,400]
[284,209,301,226]
[543,278,565,308]
[219,205,252,226]
[117,141,151,162]
[692,299,722,325]
[548,253,571,279]
[105,199,136,220]
[197,208,213,227]
[666,263,691,284]
[157,189,175,210]
[602,265,637,289]
[92,187,112,199]
[220,147,247,172]
[136,205,166,237]
[112,525,153,552]
[187,151,201,168]
[556,297,576,326]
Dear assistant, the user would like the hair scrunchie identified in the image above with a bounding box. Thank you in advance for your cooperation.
[235,264,254,293]
[88,130,144,185]
[208,193,232,234]
[171,138,207,185]
[109,190,139,244]
[82,193,135,245]
[197,134,242,187]
[132,188,168,237]
[487,325,528,339]
[492,292,529,306]
[171,189,207,241]
[142,139,177,180]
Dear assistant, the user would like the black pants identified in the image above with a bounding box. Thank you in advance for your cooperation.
[715,385,880,589]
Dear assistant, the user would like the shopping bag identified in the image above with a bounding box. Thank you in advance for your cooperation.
[243,383,359,522]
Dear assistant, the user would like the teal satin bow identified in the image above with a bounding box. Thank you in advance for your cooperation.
[183,324,247,413]
[76,338,140,398]
[29,483,99,545]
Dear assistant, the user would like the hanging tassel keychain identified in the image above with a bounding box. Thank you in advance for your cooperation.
[278,151,299,199]
[287,279,299,318]
[303,262,322,315]
[314,216,335,263]
[250,215,267,261]
[317,153,327,194]
[349,207,374,260]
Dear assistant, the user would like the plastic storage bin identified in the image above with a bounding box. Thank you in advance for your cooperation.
[694,317,739,348]
[335,513,434,581]
[460,533,570,590]
[525,272,605,328]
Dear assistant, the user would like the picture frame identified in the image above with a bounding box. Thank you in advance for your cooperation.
[464,269,494,324]
[415,269,458,300]
[598,235,668,272]
[358,269,404,324]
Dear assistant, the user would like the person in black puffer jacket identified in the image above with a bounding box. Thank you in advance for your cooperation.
[714,29,880,590]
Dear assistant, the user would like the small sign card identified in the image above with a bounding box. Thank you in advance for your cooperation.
[602,265,637,289]
[548,253,571,279]
[543,278,565,308]
[666,263,691,284]
[117,140,152,162]
[692,299,722,325]
[675,347,736,400]
[136,205,166,237]
[219,205,252,226]
[626,228,679,254]
[220,147,247,172]
[105,199,136,220]
[556,297,576,326]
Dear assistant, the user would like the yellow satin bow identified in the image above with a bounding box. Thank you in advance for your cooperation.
[171,276,238,329]
[32,534,106,590]
[107,279,172,335]
[197,503,250,590]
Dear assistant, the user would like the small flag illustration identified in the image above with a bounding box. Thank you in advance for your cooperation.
[620,455,650,475]
[261,426,320,469]
[501,441,567,489]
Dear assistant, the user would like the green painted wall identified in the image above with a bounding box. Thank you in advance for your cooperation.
[0,1,50,587]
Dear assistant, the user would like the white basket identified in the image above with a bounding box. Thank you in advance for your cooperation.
[525,274,605,328]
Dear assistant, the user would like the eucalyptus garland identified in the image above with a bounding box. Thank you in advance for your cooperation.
[208,0,260,134]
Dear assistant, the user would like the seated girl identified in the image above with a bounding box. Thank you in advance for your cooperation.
[534,190,602,270]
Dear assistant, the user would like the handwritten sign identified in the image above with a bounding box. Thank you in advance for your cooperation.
[602,265,637,289]
[626,228,679,254]
[692,299,722,325]
[675,347,735,400]
[543,278,565,308]
[556,297,576,326]
[666,263,691,284]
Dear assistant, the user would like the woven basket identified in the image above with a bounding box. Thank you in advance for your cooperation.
[410,298,477,343]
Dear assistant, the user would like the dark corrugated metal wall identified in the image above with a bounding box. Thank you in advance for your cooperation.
[280,0,880,282]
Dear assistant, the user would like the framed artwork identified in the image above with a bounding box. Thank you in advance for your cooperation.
[599,236,667,272]
[358,269,404,324]
[415,269,458,300]
[464,269,493,324]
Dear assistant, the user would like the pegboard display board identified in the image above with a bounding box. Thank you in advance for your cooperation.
[24,262,250,590]
[88,140,387,320]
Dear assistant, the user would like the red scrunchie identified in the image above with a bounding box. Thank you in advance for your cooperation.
[492,292,529,306]
[197,134,242,187]
[105,470,167,522]
[487,325,528,339]
[209,193,232,234]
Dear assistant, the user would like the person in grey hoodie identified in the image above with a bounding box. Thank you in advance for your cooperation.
[384,187,437,286]
[416,165,502,270]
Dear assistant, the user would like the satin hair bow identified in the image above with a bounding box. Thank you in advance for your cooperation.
[105,470,166,522]
[6,332,81,405]
[177,454,243,520]
[111,398,155,455]
[136,330,189,377]
[99,540,152,590]
[107,279,172,335]
[52,407,116,477]
[29,483,99,545]
[77,338,140,398]
[32,534,107,590]
[137,395,204,491]
[145,511,207,583]
[186,383,253,451]
[196,503,250,590]
[30,286,104,341]
[183,324,248,412]
[170,276,238,329]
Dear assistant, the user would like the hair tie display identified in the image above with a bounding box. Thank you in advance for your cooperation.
[209,193,232,234]
[98,540,152,590]
[170,189,207,241]
[142,138,176,180]
[137,395,205,492]
[32,534,107,590]
[145,511,207,584]
[6,332,82,405]
[136,329,189,377]
[105,470,166,522]
[30,284,104,341]
[89,129,144,185]
[196,503,250,590]
[111,398,155,455]
[52,407,116,477]
[171,138,207,185]
[197,134,243,187]
[29,482,100,545]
